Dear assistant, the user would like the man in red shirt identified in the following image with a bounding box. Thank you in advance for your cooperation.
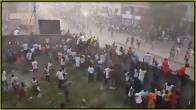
[170,90,180,108]
[177,63,189,87]
[177,64,189,77]
[162,58,170,76]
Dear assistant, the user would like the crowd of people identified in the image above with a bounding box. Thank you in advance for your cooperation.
[2,28,194,108]
[95,18,194,66]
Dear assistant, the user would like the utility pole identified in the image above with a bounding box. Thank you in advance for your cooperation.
[29,2,39,34]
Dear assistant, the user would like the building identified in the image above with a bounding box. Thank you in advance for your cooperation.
[2,2,37,35]
[175,2,194,35]
[121,2,149,26]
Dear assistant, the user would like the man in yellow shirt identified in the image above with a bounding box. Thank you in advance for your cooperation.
[163,90,172,107]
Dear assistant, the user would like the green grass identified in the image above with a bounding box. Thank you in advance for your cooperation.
[2,55,130,108]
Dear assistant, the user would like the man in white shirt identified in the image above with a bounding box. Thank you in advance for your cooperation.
[135,90,148,107]
[45,38,49,44]
[10,74,19,90]
[33,43,39,54]
[138,68,147,84]
[134,68,139,78]
[26,51,33,61]
[125,71,130,83]
[71,51,77,58]
[64,54,69,63]
[104,67,111,85]
[99,53,106,64]
[80,35,85,42]
[76,38,81,46]
[31,77,38,89]
[143,52,153,65]
[31,77,41,96]
[165,82,175,92]
[176,46,181,56]
[44,65,50,82]
[33,44,39,50]
[2,70,8,90]
[116,47,123,56]
[60,57,66,70]
[47,60,53,71]
[22,43,28,53]
[32,60,38,73]
[31,47,35,53]
[135,92,142,105]
[88,65,95,83]
[94,53,99,61]
[63,45,68,52]
[128,86,135,97]
[75,55,80,68]
[58,52,63,59]
[80,55,85,66]
[45,44,50,51]
[13,29,20,36]
[38,44,42,52]
[67,48,72,55]
[56,69,64,89]
[177,37,181,45]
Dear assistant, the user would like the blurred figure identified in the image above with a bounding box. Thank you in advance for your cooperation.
[60,56,66,70]
[125,36,130,45]
[56,69,64,89]
[163,90,172,108]
[18,82,26,100]
[2,70,8,90]
[161,58,171,76]
[128,86,135,105]
[143,52,153,65]
[171,90,180,108]
[44,65,50,82]
[11,74,19,92]
[104,67,111,85]
[62,80,72,103]
[176,63,190,87]
[147,90,157,108]
[136,39,141,48]
[184,49,191,64]
[88,65,95,82]
[31,77,38,92]
[130,36,135,46]
[13,28,20,36]
[169,45,175,59]
[75,55,80,68]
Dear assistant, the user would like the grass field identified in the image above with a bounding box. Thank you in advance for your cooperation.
[2,55,130,108]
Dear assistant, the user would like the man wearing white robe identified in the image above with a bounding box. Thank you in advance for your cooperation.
[75,56,80,68]
[143,52,153,65]
[138,68,147,84]
[22,43,28,52]
[26,51,33,61]
[135,90,148,106]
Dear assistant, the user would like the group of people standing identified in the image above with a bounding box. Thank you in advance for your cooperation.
[2,28,193,108]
